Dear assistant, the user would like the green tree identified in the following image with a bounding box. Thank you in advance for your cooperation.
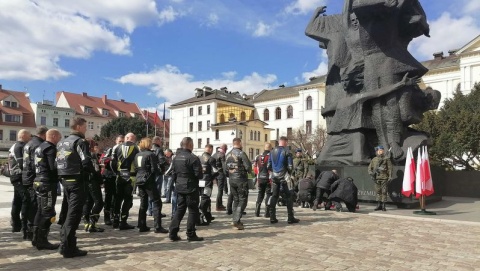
[100,117,153,142]
[414,83,480,170]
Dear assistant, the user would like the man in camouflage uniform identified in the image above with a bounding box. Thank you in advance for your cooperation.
[368,146,393,211]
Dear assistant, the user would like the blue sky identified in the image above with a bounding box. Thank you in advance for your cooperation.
[1,0,479,113]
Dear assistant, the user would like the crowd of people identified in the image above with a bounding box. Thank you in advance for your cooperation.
[2,117,395,258]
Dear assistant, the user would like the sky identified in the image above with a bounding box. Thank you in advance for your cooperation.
[1,0,480,114]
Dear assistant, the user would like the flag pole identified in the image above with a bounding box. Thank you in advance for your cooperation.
[413,145,436,215]
[162,102,166,148]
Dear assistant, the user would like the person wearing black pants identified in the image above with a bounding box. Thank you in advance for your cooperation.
[212,144,227,211]
[313,170,339,211]
[32,129,62,250]
[82,142,104,233]
[134,138,168,233]
[197,144,218,226]
[112,133,139,230]
[169,137,204,242]
[56,117,96,258]
[254,143,272,217]
[100,135,123,225]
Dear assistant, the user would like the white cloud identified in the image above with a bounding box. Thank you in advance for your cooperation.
[463,1,480,15]
[204,13,219,27]
[411,12,480,60]
[301,61,328,82]
[158,6,182,25]
[115,64,277,103]
[284,0,327,15]
[248,21,277,37]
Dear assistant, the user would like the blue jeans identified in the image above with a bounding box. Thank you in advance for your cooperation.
[148,174,163,215]
[163,175,174,202]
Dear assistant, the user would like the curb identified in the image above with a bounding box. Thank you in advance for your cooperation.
[368,212,480,226]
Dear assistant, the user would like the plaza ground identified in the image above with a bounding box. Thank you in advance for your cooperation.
[0,176,479,271]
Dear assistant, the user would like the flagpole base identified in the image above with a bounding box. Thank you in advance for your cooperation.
[413,209,437,215]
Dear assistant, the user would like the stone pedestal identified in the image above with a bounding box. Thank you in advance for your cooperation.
[314,165,444,209]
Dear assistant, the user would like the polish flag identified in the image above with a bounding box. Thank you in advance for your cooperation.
[422,146,434,196]
[401,147,415,197]
[415,147,424,198]
[154,109,158,125]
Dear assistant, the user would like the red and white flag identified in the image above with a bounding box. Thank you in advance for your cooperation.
[415,147,423,198]
[422,146,434,196]
[402,147,415,197]
[154,109,158,125]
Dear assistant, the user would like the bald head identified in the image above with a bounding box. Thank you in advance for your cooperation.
[18,129,31,142]
[46,129,62,145]
[125,133,136,143]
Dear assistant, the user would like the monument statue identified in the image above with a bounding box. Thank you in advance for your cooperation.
[305,0,441,166]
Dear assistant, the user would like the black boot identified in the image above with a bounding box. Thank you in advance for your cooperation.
[264,205,270,218]
[112,214,120,229]
[382,202,387,211]
[104,211,112,226]
[187,232,204,242]
[137,221,151,233]
[89,215,105,233]
[36,228,60,250]
[374,201,382,211]
[119,215,135,230]
[22,227,28,240]
[153,216,168,233]
[83,215,90,232]
[31,226,39,247]
[270,206,278,224]
[312,200,318,211]
[255,203,261,217]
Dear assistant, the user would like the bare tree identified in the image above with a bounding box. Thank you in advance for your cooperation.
[288,125,327,158]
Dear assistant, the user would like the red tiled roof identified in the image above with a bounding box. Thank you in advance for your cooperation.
[57,91,143,119]
[0,88,36,128]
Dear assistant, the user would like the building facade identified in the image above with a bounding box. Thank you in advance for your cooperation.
[56,91,144,139]
[0,86,36,150]
[30,100,76,138]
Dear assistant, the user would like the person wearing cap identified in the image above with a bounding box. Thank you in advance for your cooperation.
[292,148,306,206]
[368,146,393,211]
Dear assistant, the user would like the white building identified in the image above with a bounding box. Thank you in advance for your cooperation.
[252,76,326,140]
[30,100,76,138]
[169,87,272,158]
[422,35,480,107]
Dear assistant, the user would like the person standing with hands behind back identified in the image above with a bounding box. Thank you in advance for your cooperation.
[368,146,393,211]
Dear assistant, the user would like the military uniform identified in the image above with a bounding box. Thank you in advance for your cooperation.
[368,153,393,211]
[33,140,60,250]
[198,152,217,225]
[225,147,251,229]
[56,131,95,258]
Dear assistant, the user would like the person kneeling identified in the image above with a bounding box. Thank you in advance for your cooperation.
[134,138,168,234]
[297,175,315,208]
[328,177,358,212]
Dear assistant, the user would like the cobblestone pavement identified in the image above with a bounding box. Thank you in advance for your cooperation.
[1,198,480,271]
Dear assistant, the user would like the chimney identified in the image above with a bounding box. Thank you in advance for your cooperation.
[102,95,107,104]
[82,92,87,97]
[433,51,444,60]
[448,49,458,56]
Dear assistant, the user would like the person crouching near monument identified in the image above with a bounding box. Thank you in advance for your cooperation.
[134,138,169,233]
[368,146,393,211]
[329,177,358,212]
[169,137,204,242]
[313,169,339,211]
[32,129,62,250]
[297,174,315,208]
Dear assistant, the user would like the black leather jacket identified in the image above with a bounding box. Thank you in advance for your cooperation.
[225,147,252,181]
[172,148,203,194]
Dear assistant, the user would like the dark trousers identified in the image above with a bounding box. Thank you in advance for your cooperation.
[169,190,199,237]
[256,178,272,206]
[164,175,174,202]
[315,188,332,208]
[199,187,212,222]
[138,182,163,229]
[11,182,24,230]
[269,180,294,219]
[60,177,86,253]
[34,182,57,230]
[114,176,133,221]
[82,178,104,221]
[230,179,248,223]
[216,176,226,208]
[103,176,116,215]
[332,197,356,212]
[22,185,38,231]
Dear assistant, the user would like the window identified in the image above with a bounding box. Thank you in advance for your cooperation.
[287,105,293,118]
[5,114,20,122]
[250,130,253,140]
[118,111,125,117]
[198,138,202,149]
[265,134,268,142]
[287,128,293,138]
[207,120,211,130]
[189,122,193,132]
[257,132,261,141]
[53,118,58,127]
[84,106,92,114]
[3,101,18,108]
[9,130,16,141]
[102,109,109,116]
[229,113,236,121]
[207,105,211,114]
[198,121,202,131]
[256,149,260,156]
[40,116,47,125]
[65,119,70,128]
[41,109,46,113]
[275,107,281,120]
[240,111,246,121]
[249,148,254,160]
[0,130,3,140]
[220,114,225,123]
[66,112,70,116]
[263,109,269,121]
[306,121,312,134]
[198,106,202,115]
[189,108,194,116]
[306,96,313,110]
[88,121,94,130]
[54,111,58,115]
[215,129,219,140]
[207,138,210,145]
